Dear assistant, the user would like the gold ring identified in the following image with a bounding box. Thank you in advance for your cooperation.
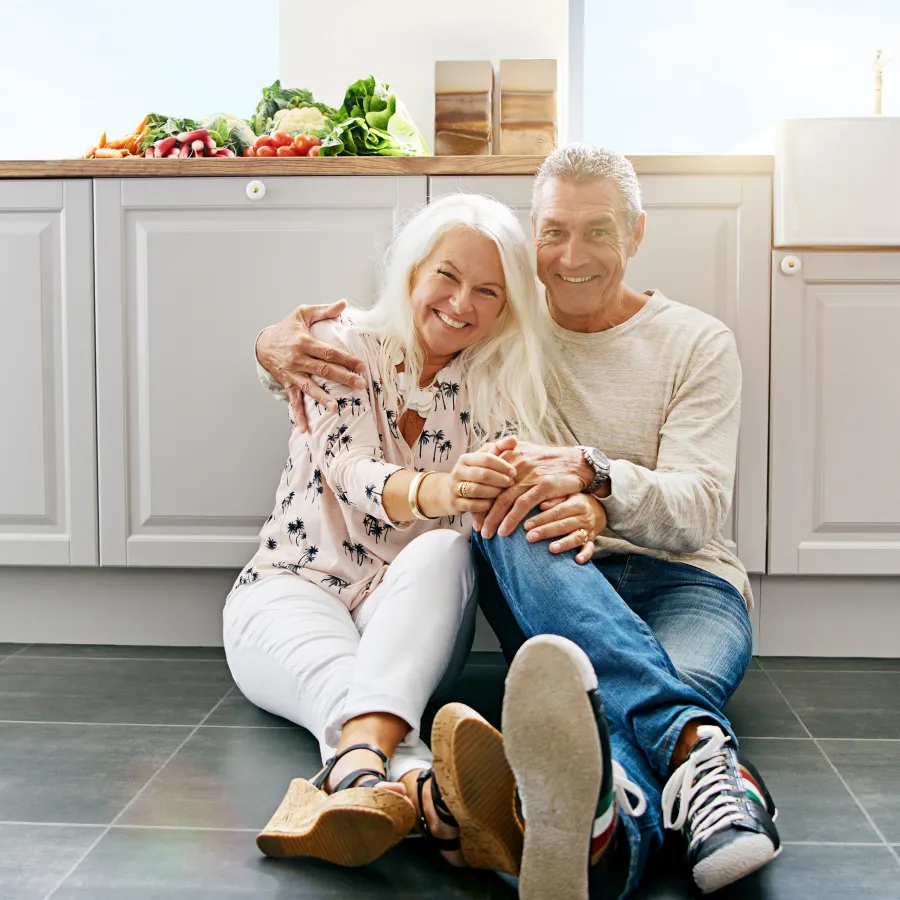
[457,481,471,499]
[576,528,590,544]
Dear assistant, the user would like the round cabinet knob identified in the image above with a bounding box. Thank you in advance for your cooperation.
[246,180,266,200]
[781,254,801,275]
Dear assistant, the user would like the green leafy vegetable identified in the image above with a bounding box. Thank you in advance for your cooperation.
[251,80,340,136]
[319,76,428,157]
[200,114,256,155]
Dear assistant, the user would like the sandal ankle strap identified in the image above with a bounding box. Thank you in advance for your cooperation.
[416,768,461,852]
[311,743,390,792]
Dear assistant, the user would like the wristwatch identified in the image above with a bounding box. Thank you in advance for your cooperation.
[577,446,611,494]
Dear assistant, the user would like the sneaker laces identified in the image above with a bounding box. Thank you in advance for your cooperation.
[612,760,647,817]
[661,725,745,850]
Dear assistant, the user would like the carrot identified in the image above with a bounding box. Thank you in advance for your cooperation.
[106,138,127,149]
[83,146,97,159]
[136,114,149,133]
[98,131,107,149]
[95,147,124,158]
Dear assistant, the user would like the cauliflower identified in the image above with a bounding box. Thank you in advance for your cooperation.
[273,106,330,135]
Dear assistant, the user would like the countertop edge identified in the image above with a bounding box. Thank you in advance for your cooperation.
[0,155,775,179]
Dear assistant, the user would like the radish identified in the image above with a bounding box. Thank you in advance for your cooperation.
[213,149,230,157]
[192,140,205,156]
[175,128,209,143]
[224,148,235,157]
[154,136,177,156]
[179,143,190,158]
[144,148,154,158]
[204,136,217,153]
[165,148,179,158]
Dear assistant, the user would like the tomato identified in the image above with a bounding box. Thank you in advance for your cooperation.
[243,147,256,157]
[271,131,293,148]
[255,145,276,157]
[310,136,323,146]
[276,145,298,157]
[307,146,320,157]
[293,134,312,155]
[254,135,274,150]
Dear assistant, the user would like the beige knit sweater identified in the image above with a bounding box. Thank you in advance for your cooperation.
[547,291,751,608]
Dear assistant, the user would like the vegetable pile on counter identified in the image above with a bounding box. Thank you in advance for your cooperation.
[83,116,150,158]
[138,114,255,158]
[81,75,429,160]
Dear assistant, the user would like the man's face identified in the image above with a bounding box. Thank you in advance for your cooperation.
[532,177,644,315]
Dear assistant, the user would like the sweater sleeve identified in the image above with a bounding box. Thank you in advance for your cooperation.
[599,330,741,553]
[303,326,410,529]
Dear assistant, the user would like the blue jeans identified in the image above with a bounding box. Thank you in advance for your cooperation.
[473,520,752,898]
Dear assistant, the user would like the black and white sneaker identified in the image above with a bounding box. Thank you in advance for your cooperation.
[503,635,647,900]
[662,724,781,893]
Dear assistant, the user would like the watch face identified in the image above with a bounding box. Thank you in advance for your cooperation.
[592,448,610,468]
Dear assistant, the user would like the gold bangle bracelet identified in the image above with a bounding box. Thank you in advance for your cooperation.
[408,470,438,521]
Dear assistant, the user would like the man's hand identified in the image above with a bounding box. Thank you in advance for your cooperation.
[524,494,608,564]
[256,300,367,432]
[480,443,592,538]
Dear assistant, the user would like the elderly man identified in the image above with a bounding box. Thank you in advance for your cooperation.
[253,144,780,898]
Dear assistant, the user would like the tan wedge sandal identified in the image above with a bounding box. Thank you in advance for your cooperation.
[256,743,416,867]
[430,702,523,875]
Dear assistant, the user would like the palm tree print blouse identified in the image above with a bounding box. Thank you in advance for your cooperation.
[230,317,484,610]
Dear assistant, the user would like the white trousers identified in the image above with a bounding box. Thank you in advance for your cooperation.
[223,530,478,780]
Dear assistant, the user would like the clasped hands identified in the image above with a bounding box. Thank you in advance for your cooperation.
[448,436,607,565]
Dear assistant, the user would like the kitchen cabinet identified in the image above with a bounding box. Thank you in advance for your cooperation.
[430,175,771,573]
[0,181,98,566]
[769,251,900,575]
[93,176,426,567]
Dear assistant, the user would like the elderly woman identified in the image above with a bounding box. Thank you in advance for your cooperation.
[223,193,556,869]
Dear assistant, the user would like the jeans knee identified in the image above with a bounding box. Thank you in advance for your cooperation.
[473,506,542,562]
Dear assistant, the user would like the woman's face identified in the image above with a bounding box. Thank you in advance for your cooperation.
[410,228,508,362]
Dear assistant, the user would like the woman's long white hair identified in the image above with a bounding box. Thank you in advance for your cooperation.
[352,193,557,443]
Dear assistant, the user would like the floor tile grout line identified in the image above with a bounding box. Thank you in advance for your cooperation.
[737,736,900,742]
[0,644,33,667]
[11,655,227,662]
[760,668,900,869]
[760,668,900,675]
[0,720,197,728]
[781,841,890,847]
[0,821,259,833]
[41,685,237,900]
[0,719,299,730]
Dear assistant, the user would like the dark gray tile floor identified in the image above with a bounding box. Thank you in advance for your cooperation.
[1,645,898,899]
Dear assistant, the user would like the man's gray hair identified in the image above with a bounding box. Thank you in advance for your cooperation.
[532,144,643,227]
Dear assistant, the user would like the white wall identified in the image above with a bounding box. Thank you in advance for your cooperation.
[279,0,569,152]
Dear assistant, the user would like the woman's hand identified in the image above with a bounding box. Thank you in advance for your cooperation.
[480,443,593,538]
[256,300,367,432]
[447,436,519,516]
[523,493,608,564]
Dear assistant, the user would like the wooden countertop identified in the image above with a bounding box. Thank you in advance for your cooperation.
[0,155,774,179]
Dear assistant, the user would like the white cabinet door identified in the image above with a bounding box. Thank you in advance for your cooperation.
[430,175,771,573]
[769,252,900,575]
[0,181,97,565]
[94,176,426,567]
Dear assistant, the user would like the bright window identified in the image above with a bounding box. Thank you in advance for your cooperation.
[0,2,278,160]
[581,0,900,154]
